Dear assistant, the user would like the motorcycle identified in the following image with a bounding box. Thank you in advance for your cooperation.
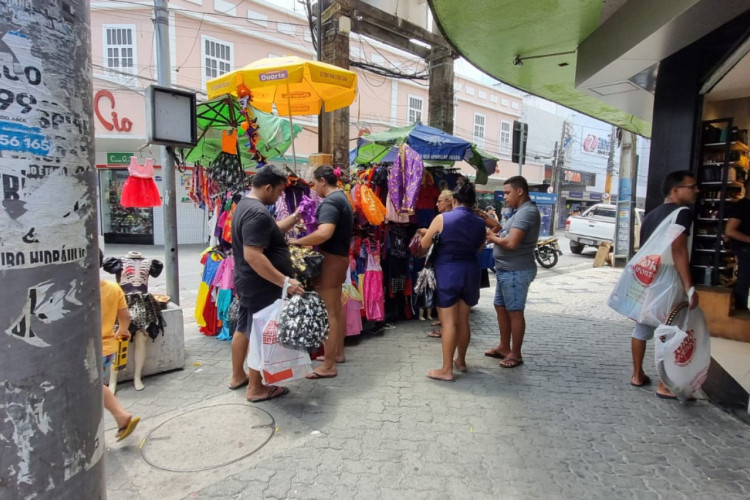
[535,237,562,268]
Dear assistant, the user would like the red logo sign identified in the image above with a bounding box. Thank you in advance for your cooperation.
[674,329,696,366]
[262,320,278,345]
[94,90,133,132]
[633,254,660,286]
[583,134,599,152]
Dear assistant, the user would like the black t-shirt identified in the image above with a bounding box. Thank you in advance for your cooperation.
[316,190,354,256]
[728,198,750,249]
[640,203,693,244]
[231,197,293,313]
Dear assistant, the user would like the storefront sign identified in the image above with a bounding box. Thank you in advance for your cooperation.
[107,152,132,164]
[94,89,133,132]
[494,191,557,204]
[581,127,611,157]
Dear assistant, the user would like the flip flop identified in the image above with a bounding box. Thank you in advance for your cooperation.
[306,371,337,380]
[429,321,441,327]
[631,375,651,387]
[248,386,289,403]
[499,358,523,368]
[426,374,455,383]
[656,392,696,402]
[484,350,506,359]
[228,377,249,390]
[427,330,442,338]
[115,416,140,442]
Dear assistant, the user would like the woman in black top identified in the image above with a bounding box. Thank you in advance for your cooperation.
[289,166,354,378]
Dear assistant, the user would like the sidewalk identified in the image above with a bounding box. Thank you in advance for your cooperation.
[102,256,750,499]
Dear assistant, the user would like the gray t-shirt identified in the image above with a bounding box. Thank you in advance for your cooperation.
[493,200,541,271]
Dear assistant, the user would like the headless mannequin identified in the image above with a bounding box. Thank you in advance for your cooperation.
[104,250,163,391]
[418,307,433,321]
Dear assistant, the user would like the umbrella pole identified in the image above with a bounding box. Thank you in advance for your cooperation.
[285,82,297,174]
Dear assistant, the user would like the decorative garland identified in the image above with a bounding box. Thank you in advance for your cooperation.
[236,83,266,166]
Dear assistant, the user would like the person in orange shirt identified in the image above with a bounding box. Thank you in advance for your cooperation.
[100,251,140,441]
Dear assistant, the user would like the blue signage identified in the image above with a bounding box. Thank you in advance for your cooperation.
[494,191,557,204]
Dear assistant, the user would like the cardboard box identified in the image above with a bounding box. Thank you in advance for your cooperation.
[309,153,333,167]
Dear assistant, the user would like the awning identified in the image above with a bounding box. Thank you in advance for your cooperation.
[428,0,750,138]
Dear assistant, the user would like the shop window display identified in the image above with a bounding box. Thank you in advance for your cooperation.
[100,169,154,245]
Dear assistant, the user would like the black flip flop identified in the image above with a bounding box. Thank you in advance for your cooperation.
[631,375,651,387]
[228,377,249,390]
[248,386,289,403]
[484,350,505,359]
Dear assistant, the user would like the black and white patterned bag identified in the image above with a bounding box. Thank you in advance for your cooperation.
[276,292,329,349]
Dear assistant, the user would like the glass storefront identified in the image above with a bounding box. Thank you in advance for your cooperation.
[99,168,154,244]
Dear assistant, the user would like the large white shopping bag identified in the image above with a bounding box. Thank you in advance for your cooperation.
[655,289,711,401]
[608,207,689,326]
[247,279,311,384]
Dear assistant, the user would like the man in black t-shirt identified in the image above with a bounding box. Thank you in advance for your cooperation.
[725,177,750,310]
[228,165,305,403]
[630,170,699,400]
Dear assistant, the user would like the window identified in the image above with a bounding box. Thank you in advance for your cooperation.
[214,0,236,15]
[473,113,486,148]
[455,83,463,91]
[490,95,498,103]
[499,120,511,157]
[202,37,232,86]
[408,95,423,124]
[466,86,475,96]
[103,25,137,81]
[512,101,520,110]
[372,53,384,65]
[277,22,296,36]
[478,90,487,99]
[247,10,268,27]
[501,98,510,107]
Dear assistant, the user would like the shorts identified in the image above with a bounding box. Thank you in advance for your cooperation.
[102,354,115,383]
[494,268,537,311]
[632,322,656,341]
[236,304,254,338]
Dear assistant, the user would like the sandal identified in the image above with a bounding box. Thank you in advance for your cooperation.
[115,416,140,442]
[427,330,442,338]
[499,358,523,368]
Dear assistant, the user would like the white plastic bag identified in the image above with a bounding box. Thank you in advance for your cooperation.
[247,279,311,384]
[608,207,688,326]
[655,289,711,401]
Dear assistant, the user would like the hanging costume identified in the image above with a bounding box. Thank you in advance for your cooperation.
[120,156,161,208]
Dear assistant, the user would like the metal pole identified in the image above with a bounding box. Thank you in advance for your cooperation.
[154,0,180,304]
[614,130,637,267]
[0,1,105,497]
[517,123,525,176]
[316,0,324,153]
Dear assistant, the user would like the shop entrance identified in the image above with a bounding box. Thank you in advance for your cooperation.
[99,168,155,245]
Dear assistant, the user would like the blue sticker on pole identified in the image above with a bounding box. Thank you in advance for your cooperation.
[0,121,51,156]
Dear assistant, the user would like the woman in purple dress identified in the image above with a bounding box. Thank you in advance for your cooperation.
[419,182,487,381]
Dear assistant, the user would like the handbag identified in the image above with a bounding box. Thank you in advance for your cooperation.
[276,291,330,349]
[289,245,324,288]
[414,233,439,309]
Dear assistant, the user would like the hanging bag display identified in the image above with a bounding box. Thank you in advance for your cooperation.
[276,291,330,349]
[289,245,324,288]
[247,279,311,384]
[654,288,711,401]
[608,207,689,327]
[414,232,439,309]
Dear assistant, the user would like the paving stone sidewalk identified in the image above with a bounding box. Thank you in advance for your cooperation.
[104,265,750,499]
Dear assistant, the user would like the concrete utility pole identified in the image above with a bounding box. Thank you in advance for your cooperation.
[0,1,105,498]
[614,130,638,266]
[321,3,351,173]
[553,122,569,230]
[154,0,180,304]
[604,124,617,197]
[428,47,455,134]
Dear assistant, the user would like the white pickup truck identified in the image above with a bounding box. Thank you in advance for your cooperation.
[565,204,644,254]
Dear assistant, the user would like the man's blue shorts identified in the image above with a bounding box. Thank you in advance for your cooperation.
[494,268,537,311]
[102,354,115,383]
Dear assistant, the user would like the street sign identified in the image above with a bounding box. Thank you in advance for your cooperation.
[547,186,553,194]
[107,152,133,164]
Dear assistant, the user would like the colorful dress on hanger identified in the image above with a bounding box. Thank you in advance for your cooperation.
[212,257,235,341]
[121,156,161,207]
[387,144,424,215]
[363,241,385,321]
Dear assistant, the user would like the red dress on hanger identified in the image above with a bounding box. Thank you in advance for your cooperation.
[121,156,161,207]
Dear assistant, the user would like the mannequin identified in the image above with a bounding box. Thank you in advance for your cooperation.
[103,251,164,390]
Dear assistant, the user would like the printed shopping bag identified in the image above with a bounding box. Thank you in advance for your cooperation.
[277,291,330,349]
[654,290,711,401]
[414,232,439,309]
[247,279,311,384]
[608,207,689,326]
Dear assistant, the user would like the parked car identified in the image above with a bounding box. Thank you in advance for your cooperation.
[565,204,644,254]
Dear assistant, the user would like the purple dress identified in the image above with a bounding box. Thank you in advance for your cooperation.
[432,207,486,308]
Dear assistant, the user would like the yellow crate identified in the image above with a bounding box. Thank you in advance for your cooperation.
[114,339,129,371]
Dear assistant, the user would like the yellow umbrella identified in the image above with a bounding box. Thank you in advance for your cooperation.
[207,56,357,172]
[206,56,357,115]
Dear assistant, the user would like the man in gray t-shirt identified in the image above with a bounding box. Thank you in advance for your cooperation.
[485,176,541,368]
